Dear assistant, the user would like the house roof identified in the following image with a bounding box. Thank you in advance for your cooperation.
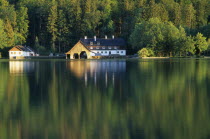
[80,38,126,47]
[9,45,34,52]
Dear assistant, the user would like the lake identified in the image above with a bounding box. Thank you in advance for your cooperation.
[0,59,210,139]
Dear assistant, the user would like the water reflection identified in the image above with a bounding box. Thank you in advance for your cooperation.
[67,60,126,87]
[0,59,210,138]
[9,61,35,74]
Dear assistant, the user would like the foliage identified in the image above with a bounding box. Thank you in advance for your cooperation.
[178,36,195,55]
[47,0,58,52]
[0,0,209,54]
[0,19,8,49]
[130,18,209,56]
[138,48,149,57]
[194,33,208,55]
[138,48,154,57]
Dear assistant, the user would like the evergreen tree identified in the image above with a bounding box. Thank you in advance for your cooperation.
[4,18,15,47]
[16,6,29,44]
[182,3,196,28]
[0,19,8,49]
[47,0,58,52]
[57,9,68,52]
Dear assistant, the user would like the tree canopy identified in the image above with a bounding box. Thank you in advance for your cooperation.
[130,18,209,56]
[0,0,209,55]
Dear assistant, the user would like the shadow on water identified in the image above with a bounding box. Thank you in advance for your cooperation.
[0,59,210,138]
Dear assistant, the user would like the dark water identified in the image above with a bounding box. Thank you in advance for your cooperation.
[0,59,210,139]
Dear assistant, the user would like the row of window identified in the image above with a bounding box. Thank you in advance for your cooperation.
[96,51,124,54]
[10,52,21,54]
[90,46,118,50]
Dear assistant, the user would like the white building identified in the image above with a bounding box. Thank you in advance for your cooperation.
[66,36,126,59]
[9,45,35,59]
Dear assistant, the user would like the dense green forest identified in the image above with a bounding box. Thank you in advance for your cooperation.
[0,0,210,56]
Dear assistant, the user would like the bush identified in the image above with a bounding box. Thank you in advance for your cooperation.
[138,48,154,57]
[36,45,50,56]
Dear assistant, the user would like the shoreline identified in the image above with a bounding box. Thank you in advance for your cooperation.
[0,56,210,60]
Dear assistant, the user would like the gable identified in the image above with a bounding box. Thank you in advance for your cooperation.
[66,41,90,54]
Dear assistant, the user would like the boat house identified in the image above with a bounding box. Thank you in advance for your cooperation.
[66,36,126,59]
[9,45,36,59]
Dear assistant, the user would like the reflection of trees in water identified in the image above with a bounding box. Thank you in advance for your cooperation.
[0,60,210,138]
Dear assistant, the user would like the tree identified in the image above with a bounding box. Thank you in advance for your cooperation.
[0,19,8,49]
[178,36,195,56]
[194,33,208,55]
[182,3,196,28]
[4,18,15,47]
[138,48,149,57]
[16,6,29,44]
[47,0,58,52]
[130,18,187,56]
[172,3,181,26]
[194,0,208,28]
[57,9,69,53]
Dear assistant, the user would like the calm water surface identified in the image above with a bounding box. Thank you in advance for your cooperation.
[0,59,210,139]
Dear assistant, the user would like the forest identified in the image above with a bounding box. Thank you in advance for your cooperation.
[0,0,210,56]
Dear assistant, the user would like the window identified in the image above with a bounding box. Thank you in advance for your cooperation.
[117,51,119,53]
[102,47,105,49]
[90,41,93,45]
[97,51,99,53]
[90,47,93,49]
[11,52,13,54]
[97,41,100,45]
[121,51,123,53]
[105,51,107,53]
[108,47,112,49]
[14,52,16,54]
[101,51,103,53]
[96,47,99,49]
[114,46,117,49]
[19,52,21,55]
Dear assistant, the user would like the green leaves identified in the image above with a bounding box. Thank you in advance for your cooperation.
[47,1,58,51]
[194,33,208,55]
[0,0,209,53]
[130,18,209,56]
[0,19,8,49]
[16,6,29,44]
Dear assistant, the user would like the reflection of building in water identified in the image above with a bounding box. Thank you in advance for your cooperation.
[67,60,126,86]
[10,61,35,74]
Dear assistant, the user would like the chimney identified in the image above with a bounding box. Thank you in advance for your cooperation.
[84,36,87,39]
[94,36,97,41]
[112,35,115,39]
[105,35,107,39]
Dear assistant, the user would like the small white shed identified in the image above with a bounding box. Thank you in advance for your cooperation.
[9,45,35,59]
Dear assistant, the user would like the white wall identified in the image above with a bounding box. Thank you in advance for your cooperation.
[9,51,35,58]
[90,50,126,56]
[9,51,23,57]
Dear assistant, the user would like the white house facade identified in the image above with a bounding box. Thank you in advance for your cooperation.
[66,36,127,59]
[9,45,35,59]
